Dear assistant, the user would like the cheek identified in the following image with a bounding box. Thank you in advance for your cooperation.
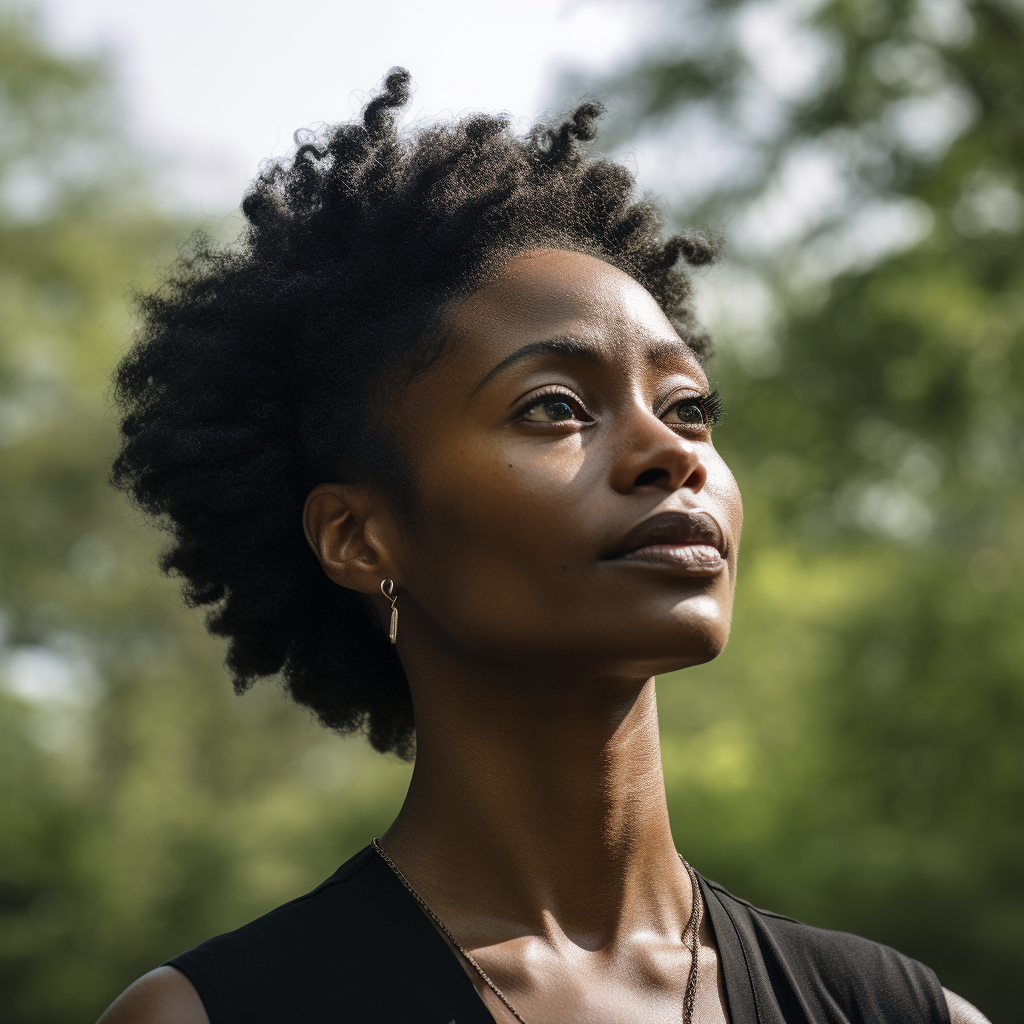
[404,438,592,654]
[417,432,589,543]
[705,449,743,549]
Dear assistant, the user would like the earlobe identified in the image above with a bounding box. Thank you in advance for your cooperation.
[302,483,388,594]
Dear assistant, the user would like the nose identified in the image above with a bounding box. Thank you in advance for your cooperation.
[608,410,708,496]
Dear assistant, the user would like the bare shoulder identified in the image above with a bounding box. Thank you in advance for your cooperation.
[96,966,209,1024]
[944,987,991,1024]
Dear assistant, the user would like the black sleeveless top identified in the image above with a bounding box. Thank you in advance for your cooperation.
[167,845,950,1023]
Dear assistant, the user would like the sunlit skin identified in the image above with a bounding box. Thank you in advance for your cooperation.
[98,250,988,1024]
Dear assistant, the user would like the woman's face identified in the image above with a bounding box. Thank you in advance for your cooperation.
[388,248,743,683]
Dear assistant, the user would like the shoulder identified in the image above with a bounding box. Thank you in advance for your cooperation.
[173,845,382,1001]
[206,844,378,949]
[705,876,922,973]
[100,846,381,1024]
[96,967,208,1024]
[943,987,992,1024]
[703,878,955,1022]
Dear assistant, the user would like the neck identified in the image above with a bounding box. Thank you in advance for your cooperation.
[381,666,692,950]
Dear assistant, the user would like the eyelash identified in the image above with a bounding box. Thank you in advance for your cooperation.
[678,389,724,427]
[513,388,588,422]
[514,388,724,427]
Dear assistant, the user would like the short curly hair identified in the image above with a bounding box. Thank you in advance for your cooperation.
[111,68,719,759]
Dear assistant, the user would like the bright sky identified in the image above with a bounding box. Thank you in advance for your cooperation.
[29,0,655,216]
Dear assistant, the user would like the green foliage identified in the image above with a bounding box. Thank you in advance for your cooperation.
[591,0,1023,1018]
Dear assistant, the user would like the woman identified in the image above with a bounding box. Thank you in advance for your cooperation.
[98,70,987,1024]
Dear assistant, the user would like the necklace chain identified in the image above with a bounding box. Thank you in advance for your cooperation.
[371,837,704,1024]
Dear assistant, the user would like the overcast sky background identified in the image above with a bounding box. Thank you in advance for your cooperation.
[24,0,655,216]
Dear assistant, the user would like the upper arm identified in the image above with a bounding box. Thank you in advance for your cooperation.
[943,987,991,1024]
[96,966,210,1024]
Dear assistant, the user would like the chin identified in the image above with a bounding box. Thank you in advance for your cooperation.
[585,596,734,677]
[599,624,730,681]
[658,600,733,671]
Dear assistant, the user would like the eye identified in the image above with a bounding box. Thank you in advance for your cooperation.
[518,391,590,424]
[660,389,723,429]
[662,397,709,427]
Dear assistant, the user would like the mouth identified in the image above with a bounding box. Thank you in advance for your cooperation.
[601,509,728,575]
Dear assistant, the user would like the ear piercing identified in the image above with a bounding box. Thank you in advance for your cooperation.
[380,579,399,644]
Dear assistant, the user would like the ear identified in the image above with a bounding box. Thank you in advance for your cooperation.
[302,482,399,595]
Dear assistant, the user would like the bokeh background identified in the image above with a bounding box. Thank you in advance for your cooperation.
[1,0,1021,1020]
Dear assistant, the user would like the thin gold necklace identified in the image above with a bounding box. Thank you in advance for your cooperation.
[371,837,704,1024]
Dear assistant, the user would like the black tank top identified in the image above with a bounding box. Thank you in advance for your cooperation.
[167,845,950,1023]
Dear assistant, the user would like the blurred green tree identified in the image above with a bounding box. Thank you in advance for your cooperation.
[0,9,413,1022]
[582,0,1023,1018]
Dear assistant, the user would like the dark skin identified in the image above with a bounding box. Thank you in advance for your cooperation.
[98,249,988,1024]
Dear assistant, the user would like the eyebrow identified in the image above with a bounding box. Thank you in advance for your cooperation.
[470,335,699,396]
[470,337,599,395]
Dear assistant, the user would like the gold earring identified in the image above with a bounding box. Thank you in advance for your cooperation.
[380,579,399,644]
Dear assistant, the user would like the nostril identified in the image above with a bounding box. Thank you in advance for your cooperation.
[634,468,669,487]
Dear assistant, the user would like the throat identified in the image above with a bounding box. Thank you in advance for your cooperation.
[379,675,693,950]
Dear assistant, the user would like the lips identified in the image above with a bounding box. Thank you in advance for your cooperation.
[602,509,727,573]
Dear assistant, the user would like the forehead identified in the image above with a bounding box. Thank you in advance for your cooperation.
[441,249,702,376]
